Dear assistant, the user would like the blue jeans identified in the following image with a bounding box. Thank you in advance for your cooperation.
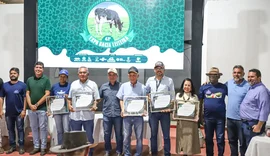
[149,112,171,156]
[70,119,94,156]
[54,114,70,145]
[227,118,245,156]
[123,116,144,156]
[204,118,225,156]
[103,115,123,154]
[28,110,48,149]
[6,115,24,147]
[241,120,265,154]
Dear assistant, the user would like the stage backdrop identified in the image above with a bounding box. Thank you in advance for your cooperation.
[37,0,185,69]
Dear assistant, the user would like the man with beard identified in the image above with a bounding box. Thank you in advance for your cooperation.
[199,67,227,156]
[240,69,270,152]
[225,65,250,156]
[145,61,175,156]
[26,62,51,156]
[0,68,27,154]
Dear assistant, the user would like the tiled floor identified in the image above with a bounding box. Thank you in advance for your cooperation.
[0,128,231,156]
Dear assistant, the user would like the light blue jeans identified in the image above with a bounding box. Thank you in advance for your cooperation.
[123,116,144,156]
[28,110,48,149]
[54,114,69,145]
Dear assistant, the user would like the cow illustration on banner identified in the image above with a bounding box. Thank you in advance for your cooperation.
[38,0,185,69]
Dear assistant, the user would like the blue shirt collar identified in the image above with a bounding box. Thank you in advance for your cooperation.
[233,79,246,86]
[250,82,263,89]
[109,81,118,86]
[129,81,138,87]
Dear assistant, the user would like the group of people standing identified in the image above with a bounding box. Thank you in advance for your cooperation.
[0,61,269,156]
[199,66,270,156]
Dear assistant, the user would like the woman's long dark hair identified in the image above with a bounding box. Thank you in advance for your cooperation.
[178,78,196,97]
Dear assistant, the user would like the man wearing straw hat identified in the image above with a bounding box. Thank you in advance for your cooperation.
[198,67,228,156]
[50,131,98,156]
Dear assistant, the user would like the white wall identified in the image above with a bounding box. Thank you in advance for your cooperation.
[202,0,270,88]
[0,4,24,82]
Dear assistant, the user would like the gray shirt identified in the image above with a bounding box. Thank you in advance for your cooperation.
[145,75,175,100]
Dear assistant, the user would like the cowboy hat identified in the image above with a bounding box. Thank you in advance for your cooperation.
[50,131,97,154]
[206,67,223,76]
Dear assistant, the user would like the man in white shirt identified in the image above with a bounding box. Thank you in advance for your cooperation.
[67,66,100,156]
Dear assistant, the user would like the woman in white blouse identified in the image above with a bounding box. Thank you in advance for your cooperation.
[175,78,201,155]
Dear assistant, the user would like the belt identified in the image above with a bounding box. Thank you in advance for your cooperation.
[241,119,258,123]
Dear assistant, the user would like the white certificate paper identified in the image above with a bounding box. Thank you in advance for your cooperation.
[50,98,65,111]
[126,100,144,112]
[76,94,93,107]
[154,95,170,109]
[177,103,195,117]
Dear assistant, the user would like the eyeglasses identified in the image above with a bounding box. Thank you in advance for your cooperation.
[155,67,164,70]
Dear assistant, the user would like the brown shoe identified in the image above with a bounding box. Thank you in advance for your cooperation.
[0,147,4,154]
[29,148,40,155]
[6,147,16,154]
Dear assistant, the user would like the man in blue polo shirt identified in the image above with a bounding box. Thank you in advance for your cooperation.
[199,67,227,156]
[0,67,27,154]
[225,65,249,156]
[116,66,146,156]
[99,68,122,156]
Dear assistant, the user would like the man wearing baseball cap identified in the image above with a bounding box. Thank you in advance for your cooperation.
[146,61,175,156]
[199,67,227,156]
[50,69,71,156]
[99,68,123,156]
[116,66,146,156]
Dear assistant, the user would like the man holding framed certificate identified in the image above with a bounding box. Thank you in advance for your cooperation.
[116,66,147,156]
[67,66,100,156]
[145,61,175,156]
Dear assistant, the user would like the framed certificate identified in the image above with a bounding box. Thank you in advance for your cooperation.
[173,100,199,120]
[149,91,175,112]
[123,96,148,116]
[73,92,94,111]
[46,96,69,115]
